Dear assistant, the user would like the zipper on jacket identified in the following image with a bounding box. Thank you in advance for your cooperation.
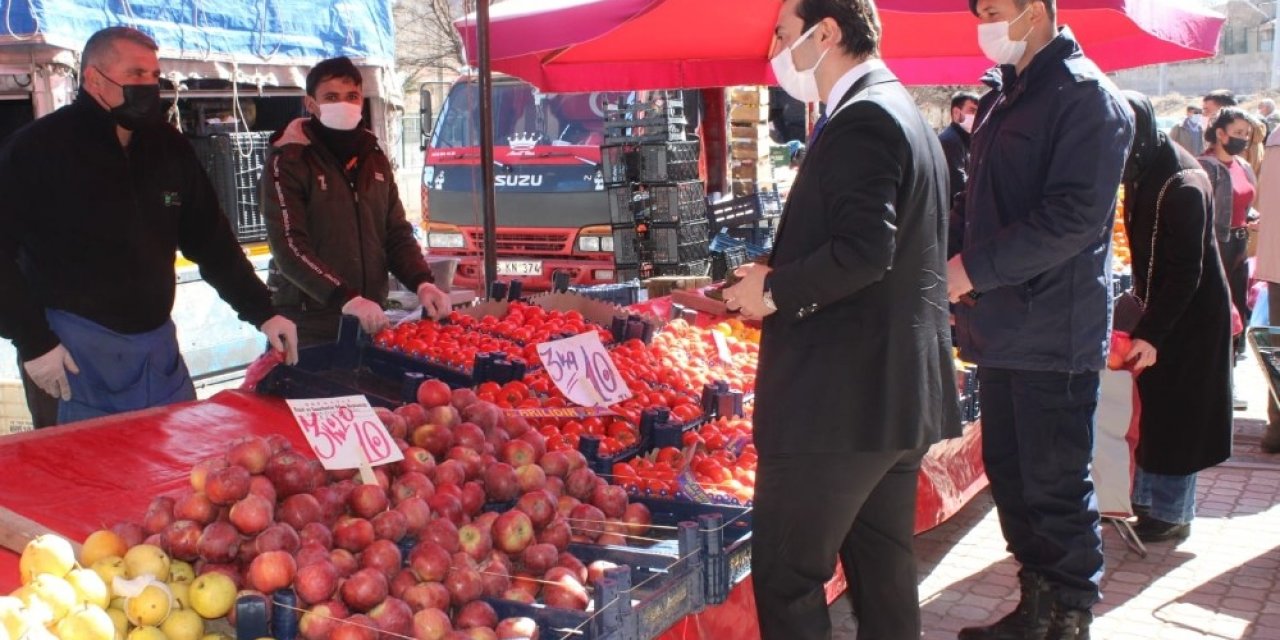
[349,177,367,299]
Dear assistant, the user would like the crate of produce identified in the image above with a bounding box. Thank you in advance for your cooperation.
[627,497,754,606]
[608,181,706,225]
[645,218,710,265]
[707,189,783,228]
[190,131,273,243]
[601,141,700,186]
[578,408,702,475]
[603,94,688,143]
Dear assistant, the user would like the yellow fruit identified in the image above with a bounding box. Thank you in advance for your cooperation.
[108,597,127,611]
[81,532,129,568]
[125,626,166,640]
[124,584,171,627]
[168,582,190,610]
[200,635,233,640]
[160,609,204,640]
[123,546,170,582]
[7,588,54,627]
[66,568,112,608]
[92,557,128,589]
[105,608,129,640]
[55,604,116,640]
[20,535,77,584]
[0,596,36,640]
[186,574,234,620]
[25,573,77,622]
[168,562,195,585]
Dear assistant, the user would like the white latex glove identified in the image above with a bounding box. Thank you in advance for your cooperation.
[342,295,390,336]
[259,315,299,365]
[417,282,451,321]
[23,344,79,401]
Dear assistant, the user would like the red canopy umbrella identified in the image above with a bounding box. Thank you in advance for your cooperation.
[456,0,1225,90]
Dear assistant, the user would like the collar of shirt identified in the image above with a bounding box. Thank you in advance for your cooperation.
[824,58,888,117]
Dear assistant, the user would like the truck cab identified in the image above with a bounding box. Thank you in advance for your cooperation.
[421,76,628,291]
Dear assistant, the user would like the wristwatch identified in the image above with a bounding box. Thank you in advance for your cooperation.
[762,274,777,313]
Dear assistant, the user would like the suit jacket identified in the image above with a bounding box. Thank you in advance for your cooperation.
[938,122,970,206]
[754,67,963,456]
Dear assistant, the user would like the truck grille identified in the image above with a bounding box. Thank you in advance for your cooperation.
[466,230,572,255]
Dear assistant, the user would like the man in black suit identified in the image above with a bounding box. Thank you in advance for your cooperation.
[723,0,962,637]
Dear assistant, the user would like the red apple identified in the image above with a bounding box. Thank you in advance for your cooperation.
[454,423,487,451]
[295,542,331,569]
[491,511,534,554]
[432,459,467,488]
[228,436,272,474]
[161,520,202,561]
[312,486,347,525]
[428,405,462,430]
[448,447,484,480]
[569,504,606,540]
[451,388,479,411]
[249,475,278,505]
[196,562,243,589]
[332,614,378,640]
[556,496,580,518]
[543,566,588,610]
[395,403,429,429]
[391,471,436,504]
[205,466,252,506]
[519,543,558,575]
[538,451,571,478]
[395,497,432,535]
[412,607,453,640]
[229,493,275,535]
[495,617,538,639]
[515,490,556,529]
[194,521,239,563]
[518,430,546,461]
[265,433,292,455]
[348,484,390,519]
[265,450,318,497]
[111,521,145,548]
[545,476,565,498]
[477,557,510,598]
[460,481,487,515]
[402,581,451,612]
[173,491,217,525]
[464,627,499,640]
[417,379,452,408]
[513,465,547,495]
[462,402,501,433]
[294,560,340,605]
[587,559,619,585]
[333,517,376,553]
[280,493,323,530]
[501,587,535,605]
[622,502,651,537]
[399,447,437,476]
[456,601,498,630]
[472,512,500,536]
[359,539,403,580]
[444,565,483,607]
[299,600,348,640]
[482,464,519,502]
[340,567,389,613]
[509,573,540,599]
[371,509,409,542]
[368,596,414,638]
[190,457,229,493]
[254,522,301,555]
[422,519,460,553]
[299,522,334,549]
[390,568,418,599]
[590,484,628,519]
[537,518,572,553]
[412,422,455,457]
[457,524,492,561]
[428,492,465,526]
[247,550,297,594]
[565,468,598,501]
[557,552,588,584]
[500,413,531,439]
[409,541,452,582]
[597,532,627,546]
[500,440,536,468]
[330,548,359,578]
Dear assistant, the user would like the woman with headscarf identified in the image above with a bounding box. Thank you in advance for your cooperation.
[1121,91,1234,543]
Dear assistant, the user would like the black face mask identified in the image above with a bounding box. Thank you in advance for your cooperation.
[1224,135,1249,156]
[96,67,162,131]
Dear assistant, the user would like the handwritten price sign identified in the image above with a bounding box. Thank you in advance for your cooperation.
[287,396,404,470]
[536,332,632,408]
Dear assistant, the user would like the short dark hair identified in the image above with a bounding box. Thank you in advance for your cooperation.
[970,0,1056,20]
[1205,106,1249,144]
[796,0,881,59]
[1203,89,1237,109]
[81,27,158,82]
[951,92,980,111]
[306,57,362,97]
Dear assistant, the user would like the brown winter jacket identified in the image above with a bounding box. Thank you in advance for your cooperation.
[261,118,432,317]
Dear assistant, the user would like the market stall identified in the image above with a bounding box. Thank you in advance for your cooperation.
[0,295,983,639]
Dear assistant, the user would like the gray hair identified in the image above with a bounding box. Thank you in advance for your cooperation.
[80,26,158,83]
[1261,99,1276,113]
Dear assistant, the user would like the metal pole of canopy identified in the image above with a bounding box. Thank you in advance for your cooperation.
[477,0,499,295]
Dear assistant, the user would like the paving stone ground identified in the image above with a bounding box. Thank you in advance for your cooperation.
[831,358,1280,639]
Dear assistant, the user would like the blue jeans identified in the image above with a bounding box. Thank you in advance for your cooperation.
[1131,467,1197,525]
[978,367,1104,610]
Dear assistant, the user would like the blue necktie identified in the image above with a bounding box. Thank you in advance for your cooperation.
[807,113,829,147]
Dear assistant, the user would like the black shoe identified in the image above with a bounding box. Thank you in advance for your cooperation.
[1133,516,1191,542]
[958,572,1053,639]
[1044,605,1092,640]
[1131,503,1150,518]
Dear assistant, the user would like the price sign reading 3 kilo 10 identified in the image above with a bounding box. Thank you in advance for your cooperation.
[288,396,404,470]
[536,332,633,407]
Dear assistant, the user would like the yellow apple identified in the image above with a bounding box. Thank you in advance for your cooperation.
[123,546,170,582]
[125,626,166,640]
[124,584,171,627]
[24,573,77,622]
[19,535,76,584]
[66,568,111,609]
[80,531,129,569]
[169,561,195,584]
[55,604,115,640]
[160,609,204,640]
[91,557,128,589]
[105,607,129,640]
[186,573,235,620]
[168,581,191,611]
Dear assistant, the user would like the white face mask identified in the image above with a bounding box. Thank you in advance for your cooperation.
[960,113,976,133]
[977,7,1032,66]
[771,23,830,104]
[317,102,363,130]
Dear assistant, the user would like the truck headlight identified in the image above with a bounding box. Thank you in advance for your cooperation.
[427,232,466,248]
[600,235,614,252]
[578,236,601,252]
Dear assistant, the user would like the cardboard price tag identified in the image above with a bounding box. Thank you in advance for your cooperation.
[536,332,633,408]
[288,396,404,471]
[711,331,734,365]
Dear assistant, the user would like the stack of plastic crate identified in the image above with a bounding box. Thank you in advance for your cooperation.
[602,92,711,282]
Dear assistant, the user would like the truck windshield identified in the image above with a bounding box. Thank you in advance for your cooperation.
[432,82,627,149]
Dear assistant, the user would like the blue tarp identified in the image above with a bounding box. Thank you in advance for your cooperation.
[0,0,394,66]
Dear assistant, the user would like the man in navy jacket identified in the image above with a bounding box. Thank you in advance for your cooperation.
[948,1,1134,638]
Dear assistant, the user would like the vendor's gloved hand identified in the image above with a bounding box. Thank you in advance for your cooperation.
[23,344,79,401]
[259,315,299,365]
[342,295,391,336]
[418,282,451,321]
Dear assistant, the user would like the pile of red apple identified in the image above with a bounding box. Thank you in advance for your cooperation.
[446,303,614,347]
[107,380,661,640]
[611,416,758,505]
[372,320,528,373]
[647,320,758,393]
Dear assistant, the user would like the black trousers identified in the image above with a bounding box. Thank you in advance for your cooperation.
[17,356,59,429]
[1220,235,1249,355]
[752,447,928,640]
